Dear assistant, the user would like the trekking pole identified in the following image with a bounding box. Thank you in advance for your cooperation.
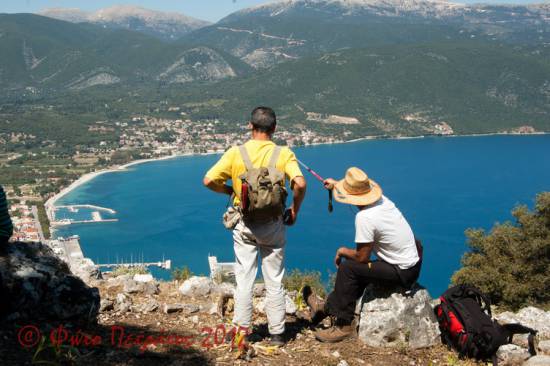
[296,159,333,213]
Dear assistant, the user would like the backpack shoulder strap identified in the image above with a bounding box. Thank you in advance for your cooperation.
[502,323,538,356]
[268,145,282,169]
[239,145,254,171]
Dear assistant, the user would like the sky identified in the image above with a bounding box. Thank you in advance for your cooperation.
[0,0,545,22]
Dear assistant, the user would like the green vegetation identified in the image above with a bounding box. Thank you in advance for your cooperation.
[111,265,149,277]
[283,269,326,297]
[171,266,193,282]
[452,192,550,311]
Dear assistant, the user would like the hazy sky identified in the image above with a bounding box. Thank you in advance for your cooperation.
[1,0,545,22]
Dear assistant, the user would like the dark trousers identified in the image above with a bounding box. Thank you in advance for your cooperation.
[326,259,421,323]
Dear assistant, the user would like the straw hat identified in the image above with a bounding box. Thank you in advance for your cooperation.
[333,167,382,206]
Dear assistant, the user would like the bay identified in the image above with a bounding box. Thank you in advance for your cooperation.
[56,135,550,296]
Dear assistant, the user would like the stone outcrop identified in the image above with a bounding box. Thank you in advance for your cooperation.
[357,284,440,349]
[0,242,99,323]
[179,276,213,297]
[495,307,550,340]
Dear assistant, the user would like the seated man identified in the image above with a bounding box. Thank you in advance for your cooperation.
[304,167,421,343]
[0,185,13,245]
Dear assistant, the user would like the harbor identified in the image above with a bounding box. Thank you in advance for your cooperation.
[50,204,119,227]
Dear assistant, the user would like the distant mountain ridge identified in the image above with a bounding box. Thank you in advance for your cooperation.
[0,14,249,91]
[185,0,549,68]
[39,5,210,40]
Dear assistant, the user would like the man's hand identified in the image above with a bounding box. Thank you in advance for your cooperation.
[324,178,338,190]
[334,247,343,268]
[283,206,298,226]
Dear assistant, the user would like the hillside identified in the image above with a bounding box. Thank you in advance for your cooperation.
[166,42,550,135]
[39,5,210,41]
[0,14,250,91]
[182,0,550,68]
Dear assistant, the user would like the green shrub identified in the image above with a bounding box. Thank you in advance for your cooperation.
[111,265,149,277]
[283,269,326,297]
[452,192,550,310]
[172,266,193,282]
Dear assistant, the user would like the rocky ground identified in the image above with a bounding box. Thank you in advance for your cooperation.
[1,242,549,366]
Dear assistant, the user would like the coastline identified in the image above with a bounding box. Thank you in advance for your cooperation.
[45,131,548,224]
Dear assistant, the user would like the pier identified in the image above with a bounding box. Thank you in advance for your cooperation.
[50,204,118,227]
[97,260,172,270]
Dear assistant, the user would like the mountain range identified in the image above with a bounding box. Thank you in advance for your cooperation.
[39,5,210,40]
[1,0,549,136]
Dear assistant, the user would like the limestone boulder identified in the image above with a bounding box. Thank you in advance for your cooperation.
[0,241,99,323]
[524,355,550,366]
[179,276,212,297]
[496,344,531,366]
[495,307,550,340]
[357,284,440,349]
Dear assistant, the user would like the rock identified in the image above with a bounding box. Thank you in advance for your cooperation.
[164,303,184,314]
[115,293,132,313]
[191,315,199,324]
[332,350,341,358]
[179,276,212,297]
[143,281,160,295]
[358,284,440,349]
[69,257,102,284]
[337,361,349,366]
[256,297,266,314]
[140,299,159,313]
[99,299,114,313]
[253,283,266,297]
[538,340,550,355]
[123,279,144,294]
[134,274,154,283]
[212,282,235,296]
[285,294,297,315]
[496,344,531,365]
[524,355,550,366]
[0,241,100,323]
[182,304,200,314]
[495,307,550,340]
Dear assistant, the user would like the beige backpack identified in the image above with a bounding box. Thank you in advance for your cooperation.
[238,145,287,223]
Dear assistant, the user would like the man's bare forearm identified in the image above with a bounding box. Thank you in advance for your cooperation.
[291,176,307,213]
[337,244,372,264]
[203,177,233,196]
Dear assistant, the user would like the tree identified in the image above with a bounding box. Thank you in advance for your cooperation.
[452,192,550,310]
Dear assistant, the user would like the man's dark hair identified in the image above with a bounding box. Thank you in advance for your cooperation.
[251,107,276,133]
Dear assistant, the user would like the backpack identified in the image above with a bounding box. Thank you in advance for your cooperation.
[434,285,537,365]
[238,145,287,223]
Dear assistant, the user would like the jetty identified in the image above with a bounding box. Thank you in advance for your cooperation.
[97,260,172,270]
[50,204,118,227]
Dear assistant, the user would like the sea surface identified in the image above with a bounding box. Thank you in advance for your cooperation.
[56,135,550,297]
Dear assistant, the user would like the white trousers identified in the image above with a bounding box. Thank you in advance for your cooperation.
[232,218,286,335]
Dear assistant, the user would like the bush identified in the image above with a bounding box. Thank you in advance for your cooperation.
[452,192,550,310]
[111,265,149,277]
[283,269,326,297]
[172,266,193,282]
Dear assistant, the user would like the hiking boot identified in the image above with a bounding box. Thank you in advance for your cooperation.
[314,324,353,343]
[302,285,327,324]
[269,333,286,347]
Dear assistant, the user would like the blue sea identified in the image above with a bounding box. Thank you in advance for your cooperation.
[56,135,550,297]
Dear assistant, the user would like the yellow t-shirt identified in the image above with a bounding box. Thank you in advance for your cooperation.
[205,140,303,205]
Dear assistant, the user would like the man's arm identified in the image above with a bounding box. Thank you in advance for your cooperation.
[203,177,233,196]
[287,176,306,225]
[334,243,373,267]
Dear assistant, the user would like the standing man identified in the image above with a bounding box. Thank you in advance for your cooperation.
[203,107,307,346]
[303,167,421,343]
[0,185,13,245]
